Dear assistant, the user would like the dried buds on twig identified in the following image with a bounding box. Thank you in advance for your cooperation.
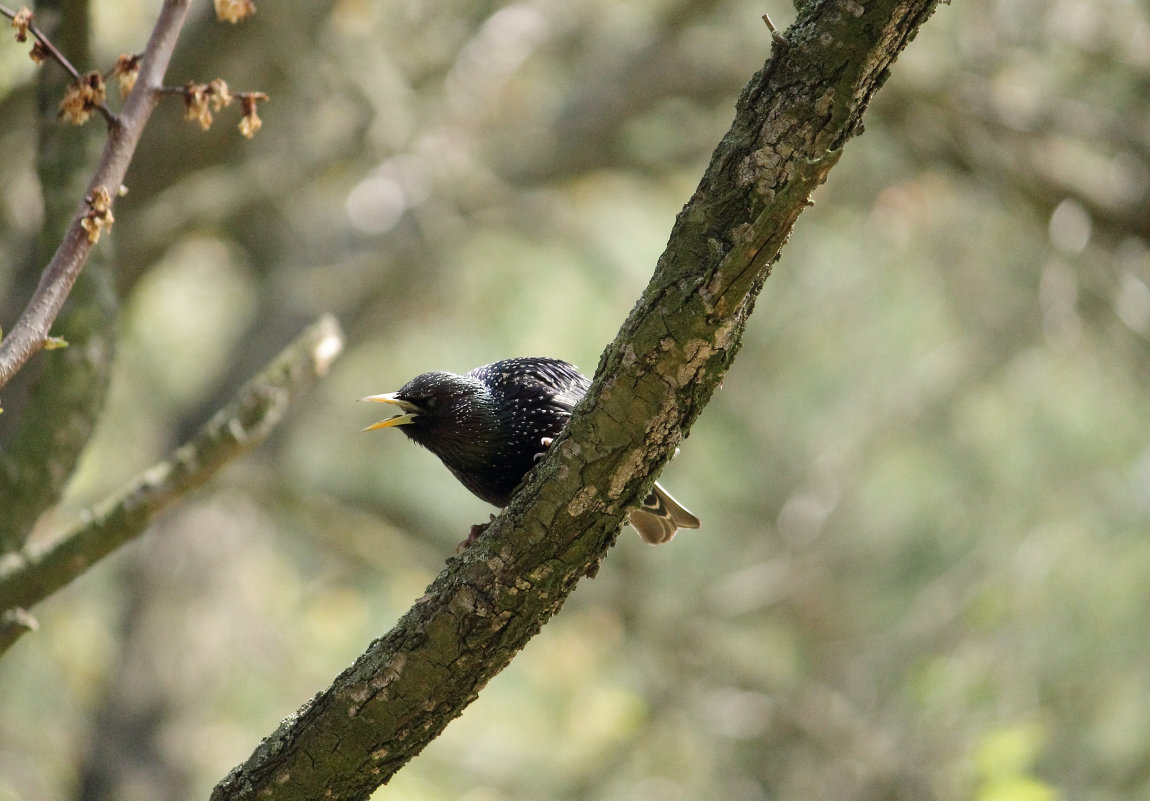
[111,53,141,97]
[215,0,256,24]
[4,4,265,135]
[59,71,106,125]
[10,5,30,41]
[80,186,114,244]
[182,79,234,130]
[239,93,266,139]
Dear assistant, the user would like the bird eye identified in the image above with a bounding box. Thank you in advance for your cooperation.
[424,396,439,410]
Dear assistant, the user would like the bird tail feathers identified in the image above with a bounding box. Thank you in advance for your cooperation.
[628,482,701,545]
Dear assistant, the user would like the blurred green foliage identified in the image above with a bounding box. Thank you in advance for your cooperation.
[2,0,1149,799]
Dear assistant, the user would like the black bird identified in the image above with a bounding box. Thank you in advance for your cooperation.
[361,357,700,544]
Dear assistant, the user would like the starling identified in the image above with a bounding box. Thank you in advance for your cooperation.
[361,357,700,544]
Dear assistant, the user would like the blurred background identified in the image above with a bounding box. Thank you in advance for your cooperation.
[2,0,1149,799]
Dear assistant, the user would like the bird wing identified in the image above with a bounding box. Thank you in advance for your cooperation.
[470,357,590,413]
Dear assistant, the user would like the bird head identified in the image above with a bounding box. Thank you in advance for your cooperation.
[360,371,497,460]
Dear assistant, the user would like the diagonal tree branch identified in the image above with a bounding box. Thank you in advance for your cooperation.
[0,315,345,656]
[211,1,943,798]
[0,0,191,391]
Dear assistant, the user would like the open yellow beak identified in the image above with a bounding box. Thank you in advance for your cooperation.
[359,393,420,431]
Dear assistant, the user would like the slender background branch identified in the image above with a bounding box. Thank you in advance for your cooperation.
[0,315,344,655]
[0,0,191,390]
[211,1,942,797]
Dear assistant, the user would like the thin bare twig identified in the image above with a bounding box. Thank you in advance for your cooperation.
[158,83,269,135]
[762,11,790,48]
[0,3,117,123]
[0,315,344,656]
[156,85,268,100]
[0,0,192,392]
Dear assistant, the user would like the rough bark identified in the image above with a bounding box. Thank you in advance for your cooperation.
[211,1,942,799]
